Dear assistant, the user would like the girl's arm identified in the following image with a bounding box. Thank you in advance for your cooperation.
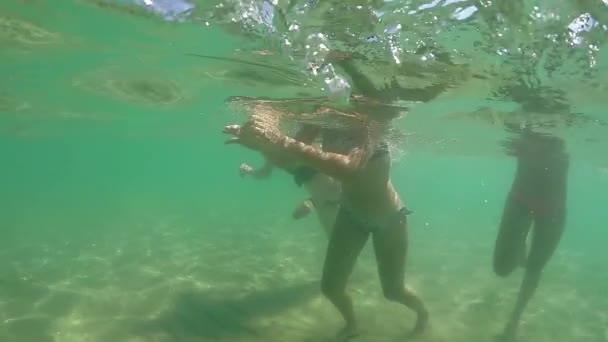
[277,135,369,181]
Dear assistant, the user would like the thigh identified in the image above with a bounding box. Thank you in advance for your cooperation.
[372,214,408,291]
[322,208,370,289]
[315,202,340,237]
[527,210,566,273]
[493,194,533,276]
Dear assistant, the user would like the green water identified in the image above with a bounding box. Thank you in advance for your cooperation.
[1,1,607,341]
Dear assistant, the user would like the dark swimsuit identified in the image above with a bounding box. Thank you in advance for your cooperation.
[287,166,338,210]
[288,166,318,187]
[339,141,413,233]
[287,141,412,230]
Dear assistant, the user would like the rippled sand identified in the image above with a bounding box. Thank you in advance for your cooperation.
[0,207,605,342]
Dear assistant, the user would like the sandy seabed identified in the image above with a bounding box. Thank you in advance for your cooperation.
[0,209,605,342]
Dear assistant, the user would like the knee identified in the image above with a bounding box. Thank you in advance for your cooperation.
[493,248,513,277]
[320,279,342,300]
[493,260,515,278]
[381,286,404,302]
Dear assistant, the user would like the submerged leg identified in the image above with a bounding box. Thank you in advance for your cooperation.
[314,201,340,238]
[372,214,429,336]
[493,193,533,277]
[500,210,566,341]
[321,208,370,340]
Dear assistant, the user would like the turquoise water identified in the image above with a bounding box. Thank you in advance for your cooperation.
[1,1,607,341]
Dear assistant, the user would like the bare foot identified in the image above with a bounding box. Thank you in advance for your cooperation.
[334,324,359,342]
[495,325,518,342]
[410,309,429,336]
[239,163,254,177]
[495,332,517,342]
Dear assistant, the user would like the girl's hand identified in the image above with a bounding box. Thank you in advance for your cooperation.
[239,163,255,177]
[223,114,284,151]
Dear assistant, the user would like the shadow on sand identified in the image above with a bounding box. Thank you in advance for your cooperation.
[133,280,320,341]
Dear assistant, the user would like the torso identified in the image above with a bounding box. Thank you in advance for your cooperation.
[512,135,569,198]
[340,140,402,218]
[293,127,403,219]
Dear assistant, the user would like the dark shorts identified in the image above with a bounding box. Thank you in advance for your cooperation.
[289,166,318,186]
